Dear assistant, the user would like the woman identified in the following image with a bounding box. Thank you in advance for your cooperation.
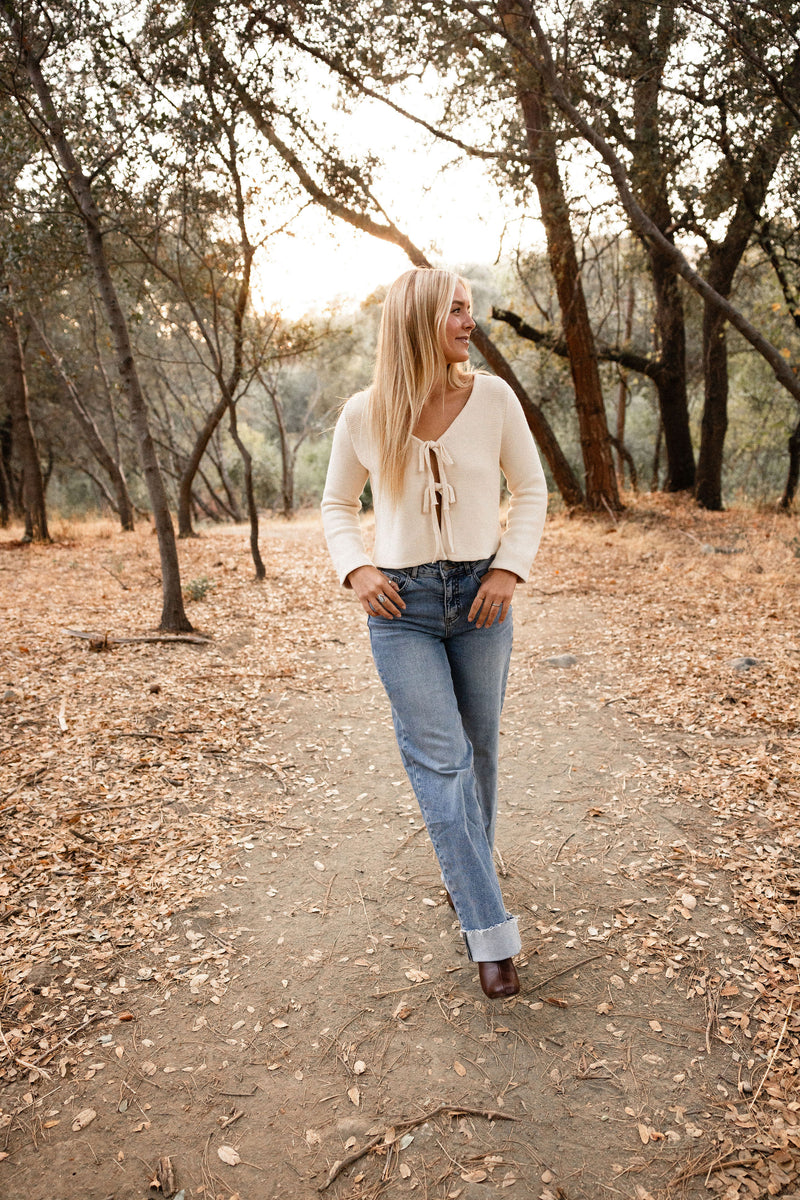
[321,268,547,998]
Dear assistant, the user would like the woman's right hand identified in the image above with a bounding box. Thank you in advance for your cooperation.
[347,565,406,619]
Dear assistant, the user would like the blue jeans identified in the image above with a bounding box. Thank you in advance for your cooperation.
[368,558,520,962]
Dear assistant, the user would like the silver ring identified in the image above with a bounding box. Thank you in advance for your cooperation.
[490,602,502,607]
[377,592,387,604]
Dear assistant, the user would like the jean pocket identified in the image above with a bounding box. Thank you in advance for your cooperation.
[379,568,411,594]
[469,557,495,585]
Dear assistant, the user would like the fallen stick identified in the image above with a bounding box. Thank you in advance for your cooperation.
[749,995,794,1107]
[318,1104,515,1191]
[64,628,212,646]
[671,1150,760,1186]
[30,1011,112,1066]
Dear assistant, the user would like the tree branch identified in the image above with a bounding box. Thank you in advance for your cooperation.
[492,306,662,380]
[519,0,800,410]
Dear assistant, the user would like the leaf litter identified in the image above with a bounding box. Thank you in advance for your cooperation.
[0,500,797,1199]
[0,522,335,1094]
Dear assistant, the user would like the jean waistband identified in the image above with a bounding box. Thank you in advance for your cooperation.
[382,557,493,579]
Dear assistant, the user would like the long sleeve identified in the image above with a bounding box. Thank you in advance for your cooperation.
[490,390,548,581]
[321,404,374,585]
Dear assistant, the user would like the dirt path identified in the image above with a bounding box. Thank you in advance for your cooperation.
[1,512,797,1200]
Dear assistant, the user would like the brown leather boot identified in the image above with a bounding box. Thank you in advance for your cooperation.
[478,958,520,999]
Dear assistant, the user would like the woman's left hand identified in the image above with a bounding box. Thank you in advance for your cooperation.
[468,568,518,628]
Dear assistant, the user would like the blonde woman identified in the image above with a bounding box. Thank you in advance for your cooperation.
[322,268,547,998]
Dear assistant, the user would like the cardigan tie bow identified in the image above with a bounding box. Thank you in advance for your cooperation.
[418,439,456,560]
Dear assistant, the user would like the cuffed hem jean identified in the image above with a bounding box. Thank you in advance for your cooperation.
[368,558,521,963]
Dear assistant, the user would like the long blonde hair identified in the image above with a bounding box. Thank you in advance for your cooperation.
[369,268,473,501]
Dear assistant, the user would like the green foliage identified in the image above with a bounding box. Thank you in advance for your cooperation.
[295,435,333,506]
[184,575,213,601]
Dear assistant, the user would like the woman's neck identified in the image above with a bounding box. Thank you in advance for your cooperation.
[413,376,475,442]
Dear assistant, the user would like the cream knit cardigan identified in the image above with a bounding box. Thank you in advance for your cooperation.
[321,373,548,585]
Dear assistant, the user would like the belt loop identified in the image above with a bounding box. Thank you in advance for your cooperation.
[409,565,419,579]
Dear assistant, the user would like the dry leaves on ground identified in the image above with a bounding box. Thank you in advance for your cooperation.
[0,498,798,1200]
[531,497,800,1193]
[0,520,337,1087]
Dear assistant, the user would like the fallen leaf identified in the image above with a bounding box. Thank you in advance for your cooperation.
[71,1108,96,1132]
[155,1156,175,1194]
[460,1169,487,1183]
[453,1060,467,1076]
[347,1086,360,1107]
[638,1123,650,1144]
[218,1145,241,1166]
[399,1162,412,1178]
[353,1060,366,1075]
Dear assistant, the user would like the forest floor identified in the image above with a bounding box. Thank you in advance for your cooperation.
[0,498,799,1200]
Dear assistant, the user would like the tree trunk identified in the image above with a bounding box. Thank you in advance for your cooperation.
[610,435,638,492]
[268,383,296,517]
[282,453,295,519]
[228,402,265,579]
[625,0,695,492]
[519,85,620,511]
[177,393,229,537]
[34,319,135,530]
[499,3,620,511]
[651,418,663,491]
[649,249,695,490]
[10,24,192,629]
[695,297,729,510]
[0,415,11,526]
[780,417,800,510]
[0,287,49,541]
[470,325,583,507]
[198,462,240,521]
[615,278,634,487]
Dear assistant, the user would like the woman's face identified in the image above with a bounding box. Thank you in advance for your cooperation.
[441,283,475,365]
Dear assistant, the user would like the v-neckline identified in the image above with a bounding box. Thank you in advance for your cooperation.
[411,376,478,444]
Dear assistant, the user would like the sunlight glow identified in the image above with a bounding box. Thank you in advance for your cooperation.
[249,93,511,318]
